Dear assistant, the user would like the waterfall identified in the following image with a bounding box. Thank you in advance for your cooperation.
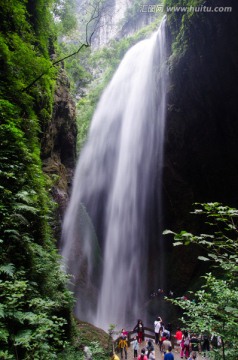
[61,17,168,331]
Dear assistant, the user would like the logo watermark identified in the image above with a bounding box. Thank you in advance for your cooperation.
[140,5,232,13]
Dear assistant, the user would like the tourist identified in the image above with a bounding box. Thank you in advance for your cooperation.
[154,316,162,344]
[190,333,199,354]
[118,335,128,359]
[163,327,171,339]
[132,336,139,358]
[146,340,154,358]
[167,323,173,339]
[133,319,144,344]
[110,351,120,360]
[188,351,197,360]
[211,334,222,349]
[148,350,155,360]
[162,334,172,355]
[201,333,210,358]
[121,328,128,337]
[174,327,183,346]
[158,326,165,352]
[181,330,190,359]
[137,348,148,360]
[164,346,174,360]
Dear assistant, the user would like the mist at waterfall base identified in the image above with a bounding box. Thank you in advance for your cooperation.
[62,18,168,331]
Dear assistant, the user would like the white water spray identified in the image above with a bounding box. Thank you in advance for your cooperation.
[62,17,168,330]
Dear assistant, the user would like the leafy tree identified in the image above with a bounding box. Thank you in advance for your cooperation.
[54,0,77,35]
[164,203,238,359]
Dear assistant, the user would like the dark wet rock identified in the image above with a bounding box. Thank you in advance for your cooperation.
[41,68,77,240]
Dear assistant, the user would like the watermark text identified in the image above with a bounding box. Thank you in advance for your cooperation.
[140,5,232,13]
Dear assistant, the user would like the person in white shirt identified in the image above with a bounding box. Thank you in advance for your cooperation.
[154,316,163,344]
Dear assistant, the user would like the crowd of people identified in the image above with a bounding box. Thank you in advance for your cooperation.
[109,317,222,360]
[174,327,221,359]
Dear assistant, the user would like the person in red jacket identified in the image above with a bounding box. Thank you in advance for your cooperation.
[174,327,183,353]
[174,327,183,345]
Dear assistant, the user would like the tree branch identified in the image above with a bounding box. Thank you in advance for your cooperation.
[22,0,111,93]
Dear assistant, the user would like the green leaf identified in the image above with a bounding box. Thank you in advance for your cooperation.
[224,306,238,314]
[198,256,210,261]
[173,241,183,246]
[0,328,9,342]
[162,229,175,235]
[0,304,5,318]
[14,330,33,345]
[0,263,15,277]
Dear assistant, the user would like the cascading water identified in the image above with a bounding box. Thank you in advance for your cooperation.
[61,17,168,330]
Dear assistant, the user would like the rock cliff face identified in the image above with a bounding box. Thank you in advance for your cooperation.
[162,0,238,292]
[91,0,158,48]
[41,68,77,239]
[91,0,131,48]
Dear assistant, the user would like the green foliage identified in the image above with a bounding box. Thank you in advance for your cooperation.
[0,264,73,359]
[54,0,77,35]
[0,99,74,357]
[89,341,108,359]
[0,1,77,358]
[0,0,56,129]
[58,340,107,360]
[164,203,238,359]
[59,43,92,97]
[163,0,205,54]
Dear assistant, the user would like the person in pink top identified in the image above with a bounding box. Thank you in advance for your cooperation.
[121,328,128,337]
[137,348,148,360]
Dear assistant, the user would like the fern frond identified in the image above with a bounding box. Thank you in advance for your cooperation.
[3,229,20,239]
[14,203,39,214]
[10,213,30,225]
[0,263,15,277]
[15,190,36,204]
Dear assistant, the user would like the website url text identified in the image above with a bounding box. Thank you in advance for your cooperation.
[140,5,232,13]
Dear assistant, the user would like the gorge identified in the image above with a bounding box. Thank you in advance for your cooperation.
[1,0,238,357]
